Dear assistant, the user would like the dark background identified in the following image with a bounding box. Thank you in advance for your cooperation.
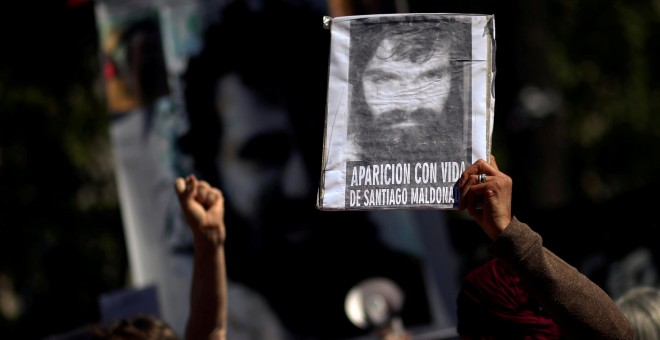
[1,0,660,338]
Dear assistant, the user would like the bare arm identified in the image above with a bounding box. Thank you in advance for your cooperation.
[175,175,227,340]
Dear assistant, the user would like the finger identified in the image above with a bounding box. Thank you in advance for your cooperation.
[459,159,490,187]
[459,158,502,209]
[175,177,186,195]
[459,177,479,210]
[459,170,487,209]
[467,182,491,196]
[460,173,495,210]
[210,188,224,203]
[185,176,208,223]
[469,180,506,212]
[176,175,197,203]
[459,164,476,188]
[195,180,211,203]
[187,175,198,196]
[204,188,221,207]
[207,188,225,210]
[198,180,211,189]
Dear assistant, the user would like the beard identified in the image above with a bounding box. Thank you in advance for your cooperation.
[355,107,463,162]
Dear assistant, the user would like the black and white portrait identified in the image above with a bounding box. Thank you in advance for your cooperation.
[347,15,472,163]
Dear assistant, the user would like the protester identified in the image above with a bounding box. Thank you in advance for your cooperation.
[615,285,660,340]
[456,156,633,339]
[86,175,227,340]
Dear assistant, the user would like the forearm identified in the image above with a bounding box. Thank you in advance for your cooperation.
[185,236,227,340]
[490,217,633,340]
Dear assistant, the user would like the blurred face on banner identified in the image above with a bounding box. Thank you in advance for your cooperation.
[215,73,311,238]
[181,2,435,338]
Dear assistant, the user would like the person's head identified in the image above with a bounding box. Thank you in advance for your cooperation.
[90,315,178,340]
[181,0,330,244]
[615,285,660,340]
[348,16,471,161]
[362,25,453,120]
[456,259,561,339]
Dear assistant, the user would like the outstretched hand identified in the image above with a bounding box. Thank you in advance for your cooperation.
[458,155,512,240]
[175,175,225,245]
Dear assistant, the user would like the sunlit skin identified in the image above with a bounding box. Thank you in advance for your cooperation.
[362,37,452,128]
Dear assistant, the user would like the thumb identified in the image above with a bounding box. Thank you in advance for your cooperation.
[175,177,187,199]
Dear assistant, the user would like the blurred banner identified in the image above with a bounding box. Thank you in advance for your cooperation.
[95,0,464,338]
[94,0,203,334]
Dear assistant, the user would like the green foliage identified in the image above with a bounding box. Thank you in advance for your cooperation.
[0,2,126,338]
[544,1,660,202]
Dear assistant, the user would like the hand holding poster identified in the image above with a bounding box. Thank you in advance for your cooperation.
[317,13,496,210]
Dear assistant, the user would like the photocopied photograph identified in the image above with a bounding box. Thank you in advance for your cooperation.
[318,13,496,210]
[348,15,471,163]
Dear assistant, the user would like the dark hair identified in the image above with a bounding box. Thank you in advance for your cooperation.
[90,315,179,340]
[347,15,471,162]
[348,16,465,86]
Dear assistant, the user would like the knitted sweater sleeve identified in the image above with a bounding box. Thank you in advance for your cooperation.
[489,217,633,340]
